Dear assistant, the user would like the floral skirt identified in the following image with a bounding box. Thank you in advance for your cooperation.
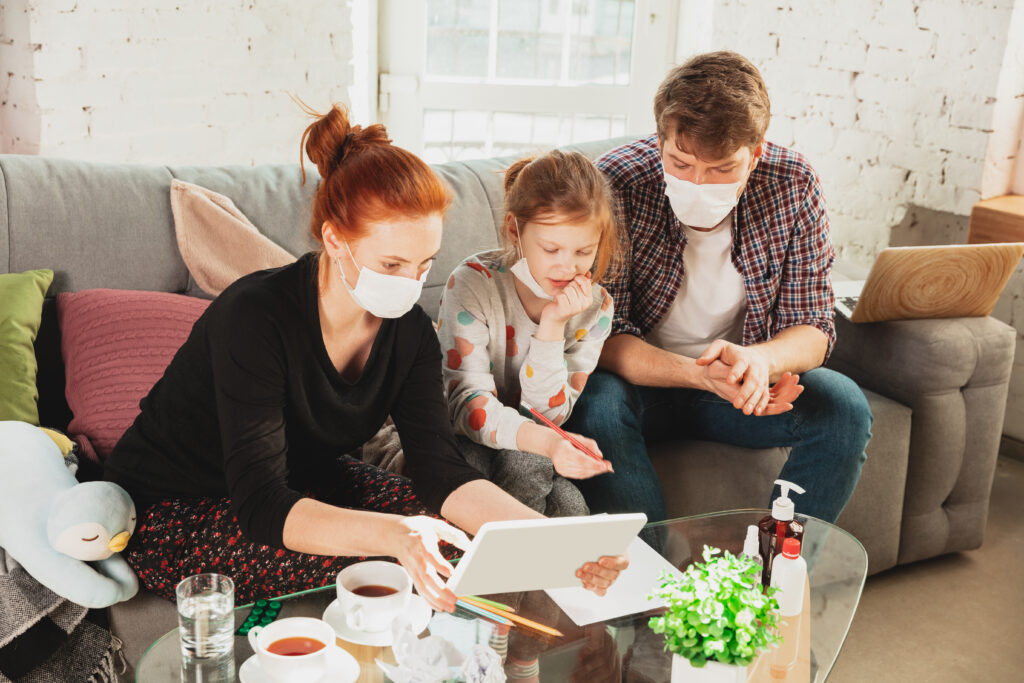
[124,457,452,604]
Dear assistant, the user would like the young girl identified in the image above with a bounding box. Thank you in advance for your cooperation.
[438,150,622,517]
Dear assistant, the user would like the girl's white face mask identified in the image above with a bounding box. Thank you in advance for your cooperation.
[662,172,743,229]
[337,241,428,318]
[509,217,554,301]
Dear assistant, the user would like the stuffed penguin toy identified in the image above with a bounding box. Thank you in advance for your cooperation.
[0,421,139,608]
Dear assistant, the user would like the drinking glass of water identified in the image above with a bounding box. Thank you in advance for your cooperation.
[176,573,235,663]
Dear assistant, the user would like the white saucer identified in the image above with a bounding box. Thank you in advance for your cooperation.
[238,644,359,683]
[322,593,433,647]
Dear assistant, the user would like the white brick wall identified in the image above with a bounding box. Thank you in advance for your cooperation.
[710,0,1015,263]
[711,0,1024,441]
[0,1,355,165]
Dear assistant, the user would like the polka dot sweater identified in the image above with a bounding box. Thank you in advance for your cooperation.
[437,250,614,451]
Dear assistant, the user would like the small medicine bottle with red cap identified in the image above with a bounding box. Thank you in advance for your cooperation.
[758,479,805,586]
[769,537,807,617]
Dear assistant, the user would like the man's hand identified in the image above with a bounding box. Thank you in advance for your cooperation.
[702,359,803,415]
[697,339,799,415]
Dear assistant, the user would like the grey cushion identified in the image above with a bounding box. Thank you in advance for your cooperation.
[0,156,186,293]
[829,315,1016,564]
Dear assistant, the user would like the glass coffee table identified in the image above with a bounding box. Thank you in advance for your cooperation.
[136,509,867,682]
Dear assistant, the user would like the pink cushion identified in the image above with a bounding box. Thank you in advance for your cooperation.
[57,289,210,460]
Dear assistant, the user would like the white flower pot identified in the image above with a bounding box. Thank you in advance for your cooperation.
[671,654,747,683]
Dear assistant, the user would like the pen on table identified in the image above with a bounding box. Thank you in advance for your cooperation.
[459,596,564,638]
[455,599,512,626]
[520,401,610,468]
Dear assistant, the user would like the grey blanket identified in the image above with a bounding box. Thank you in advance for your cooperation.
[0,564,123,682]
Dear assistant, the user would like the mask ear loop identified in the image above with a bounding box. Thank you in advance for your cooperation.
[513,216,525,261]
[337,239,360,289]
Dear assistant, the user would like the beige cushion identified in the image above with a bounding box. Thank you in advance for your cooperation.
[170,179,295,296]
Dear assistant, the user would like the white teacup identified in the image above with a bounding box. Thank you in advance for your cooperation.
[246,617,334,683]
[336,561,412,633]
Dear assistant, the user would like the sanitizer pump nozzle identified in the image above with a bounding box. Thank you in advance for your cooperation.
[771,479,806,521]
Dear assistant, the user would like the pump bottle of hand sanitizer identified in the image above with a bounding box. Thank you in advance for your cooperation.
[757,479,806,586]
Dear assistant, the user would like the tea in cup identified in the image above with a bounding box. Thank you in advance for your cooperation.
[247,617,334,682]
[336,561,412,632]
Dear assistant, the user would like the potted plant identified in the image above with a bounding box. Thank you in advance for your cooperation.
[648,546,782,683]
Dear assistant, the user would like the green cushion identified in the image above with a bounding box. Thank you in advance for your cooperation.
[0,269,53,424]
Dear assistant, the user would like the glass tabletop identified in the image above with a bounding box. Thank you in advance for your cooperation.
[137,509,866,682]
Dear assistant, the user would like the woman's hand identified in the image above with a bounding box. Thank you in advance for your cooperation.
[545,429,612,479]
[387,516,471,613]
[575,554,629,595]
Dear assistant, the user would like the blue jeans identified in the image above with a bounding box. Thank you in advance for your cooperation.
[563,367,872,524]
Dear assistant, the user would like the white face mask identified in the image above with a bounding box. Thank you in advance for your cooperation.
[337,241,428,318]
[509,218,554,301]
[663,172,743,229]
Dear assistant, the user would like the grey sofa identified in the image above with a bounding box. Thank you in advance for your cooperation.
[0,138,1015,676]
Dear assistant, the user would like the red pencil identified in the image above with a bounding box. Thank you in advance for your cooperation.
[520,401,606,464]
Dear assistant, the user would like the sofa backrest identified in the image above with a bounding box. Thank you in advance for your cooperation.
[0,136,632,430]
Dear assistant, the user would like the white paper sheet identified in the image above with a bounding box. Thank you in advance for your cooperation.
[544,537,684,626]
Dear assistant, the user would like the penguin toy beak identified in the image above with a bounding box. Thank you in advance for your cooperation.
[108,531,131,553]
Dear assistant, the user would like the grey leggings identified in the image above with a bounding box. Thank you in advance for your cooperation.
[456,436,589,517]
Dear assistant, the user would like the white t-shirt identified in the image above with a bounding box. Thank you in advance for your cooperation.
[647,216,747,358]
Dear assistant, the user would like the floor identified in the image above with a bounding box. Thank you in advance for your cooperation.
[829,456,1024,682]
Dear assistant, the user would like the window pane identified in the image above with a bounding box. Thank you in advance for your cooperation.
[424,109,625,162]
[426,0,491,79]
[426,0,635,85]
[496,33,562,81]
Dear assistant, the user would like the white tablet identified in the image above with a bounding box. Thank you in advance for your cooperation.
[445,513,647,596]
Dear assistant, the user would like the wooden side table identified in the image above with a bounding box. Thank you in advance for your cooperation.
[969,194,1024,244]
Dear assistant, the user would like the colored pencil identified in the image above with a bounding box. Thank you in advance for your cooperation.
[459,596,564,638]
[466,595,515,612]
[520,401,605,464]
[455,599,512,626]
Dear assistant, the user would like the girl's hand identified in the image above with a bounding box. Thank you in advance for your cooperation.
[540,274,593,325]
[388,516,471,613]
[545,429,612,479]
[575,554,629,595]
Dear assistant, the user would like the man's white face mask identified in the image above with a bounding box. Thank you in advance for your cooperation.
[661,142,759,229]
[662,173,744,229]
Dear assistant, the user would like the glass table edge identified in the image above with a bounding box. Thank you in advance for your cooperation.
[137,510,869,681]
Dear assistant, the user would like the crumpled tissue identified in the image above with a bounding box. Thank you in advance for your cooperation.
[375,617,506,683]
[461,643,505,683]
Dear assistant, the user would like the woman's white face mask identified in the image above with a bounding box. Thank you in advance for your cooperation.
[337,240,429,318]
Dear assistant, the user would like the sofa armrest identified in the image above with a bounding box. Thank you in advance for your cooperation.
[828,315,1016,564]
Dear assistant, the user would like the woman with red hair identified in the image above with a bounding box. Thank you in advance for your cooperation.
[104,105,626,610]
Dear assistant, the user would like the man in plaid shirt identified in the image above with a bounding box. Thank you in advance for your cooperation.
[565,52,871,525]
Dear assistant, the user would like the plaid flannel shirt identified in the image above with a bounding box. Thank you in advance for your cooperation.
[597,135,836,360]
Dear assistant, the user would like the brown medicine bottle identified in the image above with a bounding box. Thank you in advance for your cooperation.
[758,479,805,586]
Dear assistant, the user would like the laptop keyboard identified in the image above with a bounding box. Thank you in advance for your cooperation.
[839,296,859,311]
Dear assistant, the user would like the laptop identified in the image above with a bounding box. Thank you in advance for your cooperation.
[833,243,1024,323]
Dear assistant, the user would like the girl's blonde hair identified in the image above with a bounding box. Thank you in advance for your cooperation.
[500,150,623,284]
